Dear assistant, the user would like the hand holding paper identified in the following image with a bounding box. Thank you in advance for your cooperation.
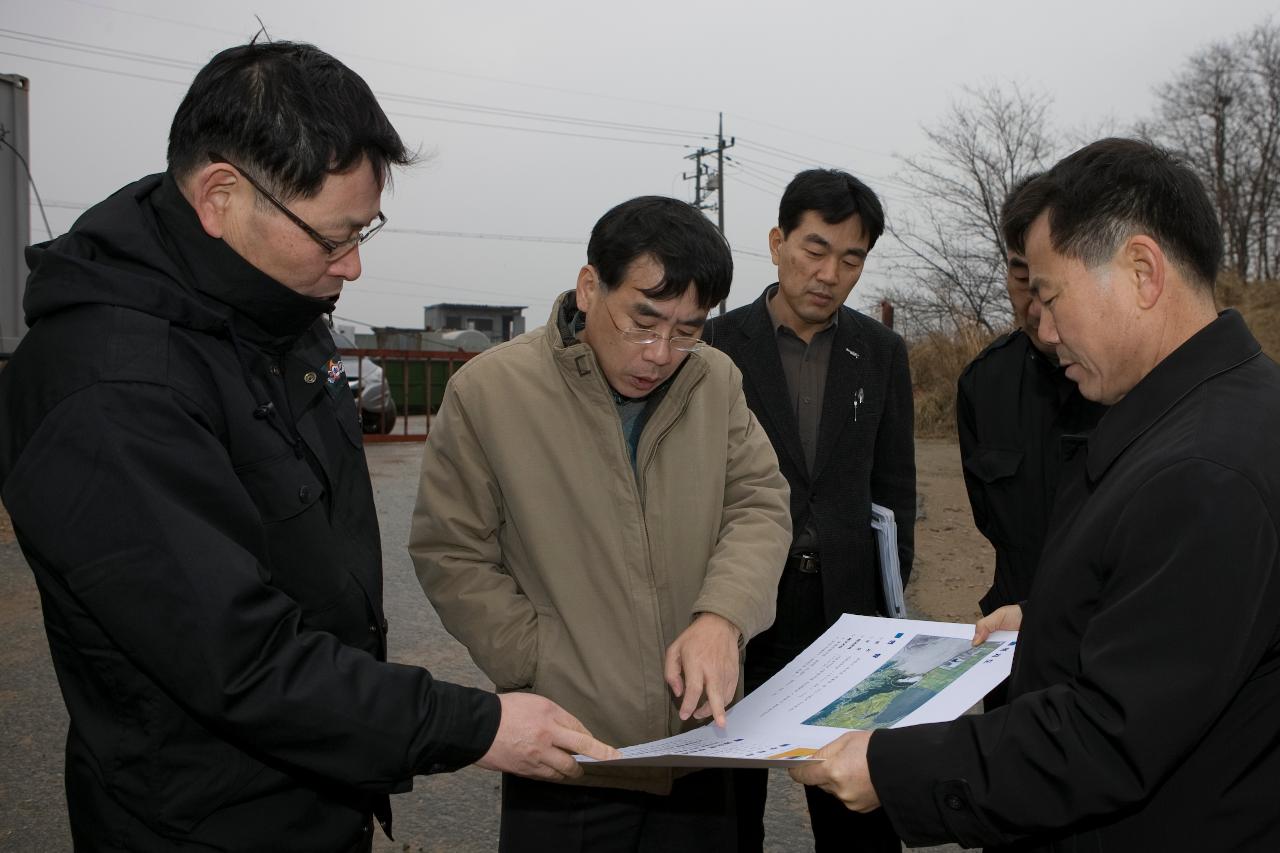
[477,693,620,780]
[974,604,1023,646]
[789,730,881,812]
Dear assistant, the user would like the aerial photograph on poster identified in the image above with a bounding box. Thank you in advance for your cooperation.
[804,635,1003,730]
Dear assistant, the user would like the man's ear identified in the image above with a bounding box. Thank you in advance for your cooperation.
[575,265,599,313]
[182,162,242,240]
[768,226,784,266]
[1127,234,1165,310]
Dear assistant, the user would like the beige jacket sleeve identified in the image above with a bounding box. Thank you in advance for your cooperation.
[691,373,792,641]
[408,380,537,690]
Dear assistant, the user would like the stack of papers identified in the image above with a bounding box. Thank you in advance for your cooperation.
[871,503,907,618]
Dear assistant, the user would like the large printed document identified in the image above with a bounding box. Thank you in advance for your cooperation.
[582,614,1016,768]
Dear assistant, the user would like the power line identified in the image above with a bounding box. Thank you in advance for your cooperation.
[356,273,557,305]
[62,0,716,118]
[724,153,797,178]
[1,28,705,148]
[723,158,788,190]
[736,138,842,171]
[1,128,53,238]
[727,112,897,163]
[9,7,916,193]
[384,108,694,148]
[1,45,694,149]
[2,27,701,142]
[727,170,788,200]
[30,202,585,246]
[0,28,199,71]
[65,0,246,38]
[383,227,585,245]
[376,91,704,139]
[34,199,85,211]
[0,49,188,86]
[734,138,917,206]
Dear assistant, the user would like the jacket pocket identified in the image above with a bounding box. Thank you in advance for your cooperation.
[962,446,1023,483]
[235,451,324,523]
[234,452,350,616]
[531,605,563,695]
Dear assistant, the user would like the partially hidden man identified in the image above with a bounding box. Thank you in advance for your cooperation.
[410,196,792,853]
[957,174,1105,707]
[0,40,613,853]
[705,169,915,853]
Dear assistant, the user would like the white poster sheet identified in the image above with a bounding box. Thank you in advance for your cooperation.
[581,614,1016,768]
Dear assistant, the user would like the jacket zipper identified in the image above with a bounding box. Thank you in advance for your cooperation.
[635,366,705,736]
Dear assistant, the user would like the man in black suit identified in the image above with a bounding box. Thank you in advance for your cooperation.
[705,169,915,853]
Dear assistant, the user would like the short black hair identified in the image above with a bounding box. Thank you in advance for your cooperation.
[1003,138,1222,290]
[168,41,414,199]
[778,169,885,250]
[1000,172,1044,257]
[587,196,732,311]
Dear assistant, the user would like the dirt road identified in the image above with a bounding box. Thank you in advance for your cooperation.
[908,439,994,624]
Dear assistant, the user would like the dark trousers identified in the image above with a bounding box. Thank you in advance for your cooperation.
[734,566,901,853]
[500,768,737,853]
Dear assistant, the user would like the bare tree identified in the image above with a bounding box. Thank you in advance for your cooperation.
[1143,19,1280,282]
[1246,21,1280,279]
[882,83,1056,336]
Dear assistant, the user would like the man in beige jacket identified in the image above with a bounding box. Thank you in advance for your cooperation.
[410,196,792,852]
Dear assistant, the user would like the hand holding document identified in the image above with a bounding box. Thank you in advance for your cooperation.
[580,614,1017,768]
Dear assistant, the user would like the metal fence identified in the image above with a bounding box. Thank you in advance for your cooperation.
[338,347,478,443]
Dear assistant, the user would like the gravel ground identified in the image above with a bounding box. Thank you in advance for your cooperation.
[0,439,983,852]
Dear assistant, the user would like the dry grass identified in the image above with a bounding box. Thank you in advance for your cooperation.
[910,325,998,439]
[1218,277,1280,361]
[908,278,1280,439]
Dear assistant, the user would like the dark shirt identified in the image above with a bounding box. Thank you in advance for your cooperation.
[766,286,837,476]
[957,331,1105,613]
[765,286,836,552]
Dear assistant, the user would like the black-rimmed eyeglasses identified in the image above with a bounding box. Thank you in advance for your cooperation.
[207,152,386,262]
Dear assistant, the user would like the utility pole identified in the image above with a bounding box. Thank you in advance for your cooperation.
[1,74,31,354]
[682,113,734,314]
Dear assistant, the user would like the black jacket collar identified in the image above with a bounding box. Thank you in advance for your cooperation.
[152,172,331,347]
[1086,309,1262,482]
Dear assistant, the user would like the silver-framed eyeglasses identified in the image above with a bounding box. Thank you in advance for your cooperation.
[601,304,705,352]
[207,151,387,263]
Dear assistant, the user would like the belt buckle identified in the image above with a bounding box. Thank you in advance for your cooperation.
[792,552,820,574]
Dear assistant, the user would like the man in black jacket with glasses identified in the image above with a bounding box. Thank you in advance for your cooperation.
[0,39,612,853]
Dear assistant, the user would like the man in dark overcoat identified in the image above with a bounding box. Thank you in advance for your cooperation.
[0,39,611,852]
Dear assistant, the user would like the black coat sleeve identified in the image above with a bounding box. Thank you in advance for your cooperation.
[865,459,1280,847]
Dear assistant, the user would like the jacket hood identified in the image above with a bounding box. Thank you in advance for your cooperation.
[24,173,332,344]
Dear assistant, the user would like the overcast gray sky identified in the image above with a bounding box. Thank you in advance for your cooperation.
[3,0,1275,332]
